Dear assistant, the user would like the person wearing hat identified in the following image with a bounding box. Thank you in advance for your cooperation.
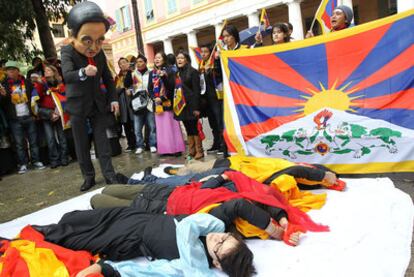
[62,1,124,191]
[306,5,354,38]
[0,61,46,174]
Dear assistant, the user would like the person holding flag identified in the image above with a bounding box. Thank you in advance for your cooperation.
[199,43,225,154]
[254,22,291,47]
[306,3,354,37]
[173,51,203,160]
[32,64,69,169]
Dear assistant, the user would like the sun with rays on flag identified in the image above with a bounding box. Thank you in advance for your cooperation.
[220,10,414,174]
[296,81,361,117]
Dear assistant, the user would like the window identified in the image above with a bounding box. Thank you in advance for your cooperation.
[115,5,132,33]
[387,0,397,14]
[52,24,65,38]
[121,6,132,31]
[144,0,154,22]
[167,0,177,14]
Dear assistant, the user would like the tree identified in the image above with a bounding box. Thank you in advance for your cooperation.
[0,0,81,61]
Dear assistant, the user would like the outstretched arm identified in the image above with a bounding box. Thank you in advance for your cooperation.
[209,198,288,240]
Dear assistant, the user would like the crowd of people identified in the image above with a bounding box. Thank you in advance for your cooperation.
[0,1,354,182]
[0,2,358,276]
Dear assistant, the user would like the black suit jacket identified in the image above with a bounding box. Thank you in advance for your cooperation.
[61,44,117,117]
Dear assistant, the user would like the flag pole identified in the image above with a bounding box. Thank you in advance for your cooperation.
[309,0,325,33]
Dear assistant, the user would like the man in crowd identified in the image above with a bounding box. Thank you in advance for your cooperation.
[0,61,45,174]
[306,5,354,37]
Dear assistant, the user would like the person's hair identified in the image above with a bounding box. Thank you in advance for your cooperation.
[177,50,192,65]
[117,57,129,76]
[222,25,240,44]
[118,57,128,65]
[220,234,256,277]
[272,23,291,43]
[166,53,176,66]
[136,54,147,63]
[44,64,62,82]
[200,43,212,52]
[154,51,168,68]
[32,57,42,66]
[286,22,293,31]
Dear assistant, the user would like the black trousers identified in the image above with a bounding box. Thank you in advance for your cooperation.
[71,113,116,181]
[182,119,198,136]
[121,117,136,148]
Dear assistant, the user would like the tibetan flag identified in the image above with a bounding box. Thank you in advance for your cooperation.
[50,84,70,130]
[217,19,228,50]
[315,0,338,34]
[220,10,414,174]
[190,46,203,65]
[259,9,270,29]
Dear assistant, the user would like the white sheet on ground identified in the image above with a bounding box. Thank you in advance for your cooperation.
[0,165,413,277]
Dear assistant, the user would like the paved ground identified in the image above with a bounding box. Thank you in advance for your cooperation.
[0,138,412,276]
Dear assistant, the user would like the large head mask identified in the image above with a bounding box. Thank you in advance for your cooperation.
[67,1,110,58]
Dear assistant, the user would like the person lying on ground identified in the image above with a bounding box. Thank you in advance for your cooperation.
[91,170,328,241]
[74,214,255,277]
[32,201,300,277]
[162,155,346,211]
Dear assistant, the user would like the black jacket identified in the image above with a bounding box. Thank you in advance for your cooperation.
[60,44,117,117]
[148,66,176,112]
[38,199,284,264]
[202,58,223,102]
[174,64,200,121]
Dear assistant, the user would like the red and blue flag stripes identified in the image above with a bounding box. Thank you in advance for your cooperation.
[224,12,414,142]
[316,0,339,34]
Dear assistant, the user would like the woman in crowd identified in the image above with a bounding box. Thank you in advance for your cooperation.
[148,52,185,156]
[254,22,291,47]
[32,64,69,168]
[126,54,157,154]
[222,25,249,50]
[115,57,136,152]
[174,51,204,159]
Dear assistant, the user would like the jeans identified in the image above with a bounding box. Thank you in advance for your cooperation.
[43,120,68,165]
[128,167,227,186]
[9,116,40,165]
[133,112,156,148]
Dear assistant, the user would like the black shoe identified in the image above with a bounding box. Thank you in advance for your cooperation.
[61,160,69,166]
[124,146,135,153]
[143,166,152,178]
[50,163,60,169]
[105,176,117,185]
[207,145,219,153]
[115,173,129,184]
[80,179,96,192]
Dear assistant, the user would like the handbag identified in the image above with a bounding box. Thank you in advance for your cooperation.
[131,90,149,112]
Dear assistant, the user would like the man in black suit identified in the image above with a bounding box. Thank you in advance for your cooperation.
[62,1,122,191]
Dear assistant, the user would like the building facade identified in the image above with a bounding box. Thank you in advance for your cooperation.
[128,0,412,68]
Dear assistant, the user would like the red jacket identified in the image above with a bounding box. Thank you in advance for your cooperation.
[167,171,329,232]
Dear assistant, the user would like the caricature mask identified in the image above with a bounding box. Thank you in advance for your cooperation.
[67,1,109,58]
